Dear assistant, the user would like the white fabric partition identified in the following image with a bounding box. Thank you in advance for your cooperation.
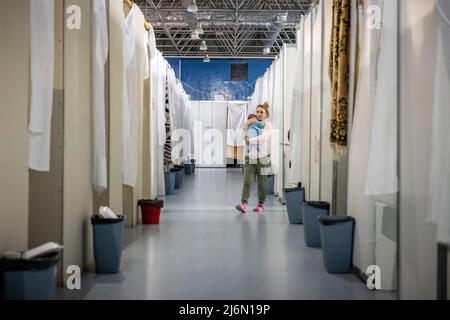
[300,13,312,199]
[347,4,375,274]
[428,0,450,245]
[289,19,305,186]
[28,0,55,172]
[365,0,399,202]
[91,0,109,191]
[310,3,323,200]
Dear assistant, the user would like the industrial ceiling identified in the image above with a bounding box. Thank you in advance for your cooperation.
[135,0,316,58]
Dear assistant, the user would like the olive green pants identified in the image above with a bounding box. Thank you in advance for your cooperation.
[241,156,271,204]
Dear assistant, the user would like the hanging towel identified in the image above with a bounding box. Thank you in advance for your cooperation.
[157,52,168,147]
[122,5,138,187]
[226,103,247,147]
[364,0,398,202]
[428,0,450,245]
[289,18,305,185]
[91,0,109,191]
[143,30,150,80]
[28,0,55,171]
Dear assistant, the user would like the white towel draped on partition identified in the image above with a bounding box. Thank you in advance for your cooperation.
[91,0,109,191]
[122,5,138,188]
[157,52,167,146]
[428,0,450,245]
[289,18,305,185]
[365,0,398,201]
[226,103,247,147]
[28,0,54,171]
[143,30,150,80]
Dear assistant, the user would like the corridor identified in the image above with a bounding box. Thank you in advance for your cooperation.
[59,169,394,300]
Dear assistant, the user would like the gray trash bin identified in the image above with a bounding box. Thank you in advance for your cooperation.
[318,216,355,274]
[91,215,124,274]
[302,201,330,247]
[1,251,61,300]
[164,171,176,195]
[191,159,196,174]
[184,162,194,175]
[171,168,183,189]
[267,175,275,195]
[283,186,305,224]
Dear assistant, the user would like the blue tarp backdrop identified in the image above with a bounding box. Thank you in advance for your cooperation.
[167,58,272,101]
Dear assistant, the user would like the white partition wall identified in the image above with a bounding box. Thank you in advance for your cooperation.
[191,101,235,168]
[301,13,313,201]
[309,2,323,201]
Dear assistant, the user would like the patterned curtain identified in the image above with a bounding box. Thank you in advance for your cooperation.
[329,0,352,157]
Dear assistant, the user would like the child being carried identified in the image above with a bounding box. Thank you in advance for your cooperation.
[245,114,265,154]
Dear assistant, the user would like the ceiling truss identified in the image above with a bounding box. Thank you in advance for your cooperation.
[135,0,316,58]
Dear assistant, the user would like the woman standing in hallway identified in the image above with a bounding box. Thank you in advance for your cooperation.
[236,102,273,213]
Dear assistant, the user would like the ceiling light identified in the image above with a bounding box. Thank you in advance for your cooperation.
[195,24,204,35]
[277,12,288,23]
[263,47,271,54]
[199,40,208,51]
[187,0,198,13]
[203,55,210,63]
[191,31,200,39]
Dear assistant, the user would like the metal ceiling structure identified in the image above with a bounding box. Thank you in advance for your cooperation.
[135,0,316,58]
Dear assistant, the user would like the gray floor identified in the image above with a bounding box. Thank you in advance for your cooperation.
[57,168,396,300]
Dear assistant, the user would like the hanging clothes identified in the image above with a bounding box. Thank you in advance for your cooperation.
[226,103,247,147]
[91,0,109,191]
[289,17,305,185]
[329,0,352,157]
[365,0,398,202]
[428,0,450,245]
[122,5,138,188]
[28,0,54,171]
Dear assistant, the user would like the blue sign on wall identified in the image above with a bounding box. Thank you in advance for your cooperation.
[167,58,272,101]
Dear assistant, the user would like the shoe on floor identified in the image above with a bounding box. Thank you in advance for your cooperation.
[235,203,248,213]
[253,203,265,213]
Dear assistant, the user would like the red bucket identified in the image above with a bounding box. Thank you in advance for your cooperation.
[138,199,164,225]
[142,207,161,224]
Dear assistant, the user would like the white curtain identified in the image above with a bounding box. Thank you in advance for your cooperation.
[28,0,54,172]
[428,0,450,245]
[365,0,398,202]
[289,18,305,185]
[122,5,138,188]
[226,103,247,146]
[91,0,109,191]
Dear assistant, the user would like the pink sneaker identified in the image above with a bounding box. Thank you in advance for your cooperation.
[253,203,265,213]
[235,203,248,213]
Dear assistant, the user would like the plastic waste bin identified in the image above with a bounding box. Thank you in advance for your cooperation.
[191,159,196,174]
[0,251,61,300]
[171,168,183,189]
[184,162,194,175]
[267,175,275,195]
[302,201,330,247]
[91,215,124,274]
[175,165,184,186]
[164,171,176,195]
[283,186,305,224]
[138,199,164,224]
[318,216,355,274]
